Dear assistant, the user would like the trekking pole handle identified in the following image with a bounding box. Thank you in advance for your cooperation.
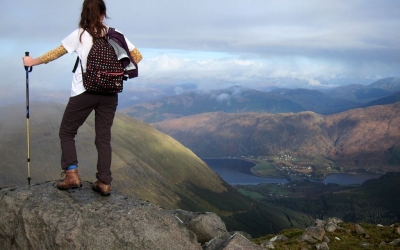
[24,51,33,72]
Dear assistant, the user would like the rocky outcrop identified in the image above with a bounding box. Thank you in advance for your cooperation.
[0,182,200,250]
[204,233,264,250]
[0,182,260,250]
[168,210,262,249]
[169,210,228,243]
[354,223,367,236]
[258,217,400,249]
[301,226,326,242]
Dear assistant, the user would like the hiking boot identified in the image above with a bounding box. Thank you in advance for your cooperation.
[92,180,111,196]
[57,169,82,190]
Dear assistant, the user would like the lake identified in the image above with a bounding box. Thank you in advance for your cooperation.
[203,158,381,185]
[311,172,381,185]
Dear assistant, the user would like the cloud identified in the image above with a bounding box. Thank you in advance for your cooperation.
[1,0,400,105]
[174,87,184,95]
[216,93,230,102]
[130,96,139,101]
[136,50,391,90]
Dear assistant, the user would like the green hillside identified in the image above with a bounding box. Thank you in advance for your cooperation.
[0,102,228,208]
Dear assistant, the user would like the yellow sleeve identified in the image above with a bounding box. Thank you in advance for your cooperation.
[130,48,142,64]
[39,45,68,64]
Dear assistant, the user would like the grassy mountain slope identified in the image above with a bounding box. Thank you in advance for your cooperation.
[154,102,400,170]
[324,102,400,167]
[0,102,225,208]
[155,111,331,157]
[0,102,310,237]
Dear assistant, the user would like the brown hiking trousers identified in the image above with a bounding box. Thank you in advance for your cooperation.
[59,92,118,184]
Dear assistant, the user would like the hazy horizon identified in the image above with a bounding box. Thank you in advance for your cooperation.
[2,0,400,106]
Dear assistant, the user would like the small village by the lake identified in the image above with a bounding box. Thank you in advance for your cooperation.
[206,152,382,185]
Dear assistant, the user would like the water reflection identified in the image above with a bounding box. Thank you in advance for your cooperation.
[204,158,289,185]
[312,172,381,185]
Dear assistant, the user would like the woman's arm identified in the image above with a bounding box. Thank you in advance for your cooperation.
[130,48,142,64]
[23,45,68,67]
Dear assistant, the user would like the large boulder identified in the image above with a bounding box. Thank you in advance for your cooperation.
[0,182,201,250]
[354,224,366,236]
[315,242,329,250]
[204,233,264,250]
[324,222,338,233]
[169,209,228,243]
[303,227,325,241]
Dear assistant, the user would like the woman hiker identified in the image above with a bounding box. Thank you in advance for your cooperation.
[23,0,142,196]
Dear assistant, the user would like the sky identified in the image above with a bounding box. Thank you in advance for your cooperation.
[1,0,400,105]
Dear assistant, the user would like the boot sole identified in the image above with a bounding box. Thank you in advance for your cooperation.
[57,184,82,190]
[92,187,110,196]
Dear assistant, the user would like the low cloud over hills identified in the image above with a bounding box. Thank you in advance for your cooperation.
[121,77,400,123]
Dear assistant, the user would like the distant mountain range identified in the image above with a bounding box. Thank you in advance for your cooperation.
[322,77,400,102]
[154,102,400,171]
[121,77,400,123]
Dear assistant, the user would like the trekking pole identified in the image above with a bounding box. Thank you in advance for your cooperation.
[24,52,33,185]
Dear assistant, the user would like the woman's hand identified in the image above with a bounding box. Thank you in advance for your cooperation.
[23,56,42,67]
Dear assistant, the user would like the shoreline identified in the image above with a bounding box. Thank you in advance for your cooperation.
[203,157,384,183]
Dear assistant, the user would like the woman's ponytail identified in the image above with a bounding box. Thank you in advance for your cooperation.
[79,0,108,41]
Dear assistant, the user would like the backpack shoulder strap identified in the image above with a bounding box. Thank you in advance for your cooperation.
[72,56,84,74]
[72,56,80,73]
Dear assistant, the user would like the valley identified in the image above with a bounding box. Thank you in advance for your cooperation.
[1,78,400,239]
[135,78,400,230]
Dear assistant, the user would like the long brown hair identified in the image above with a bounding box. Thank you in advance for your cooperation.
[79,0,109,41]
